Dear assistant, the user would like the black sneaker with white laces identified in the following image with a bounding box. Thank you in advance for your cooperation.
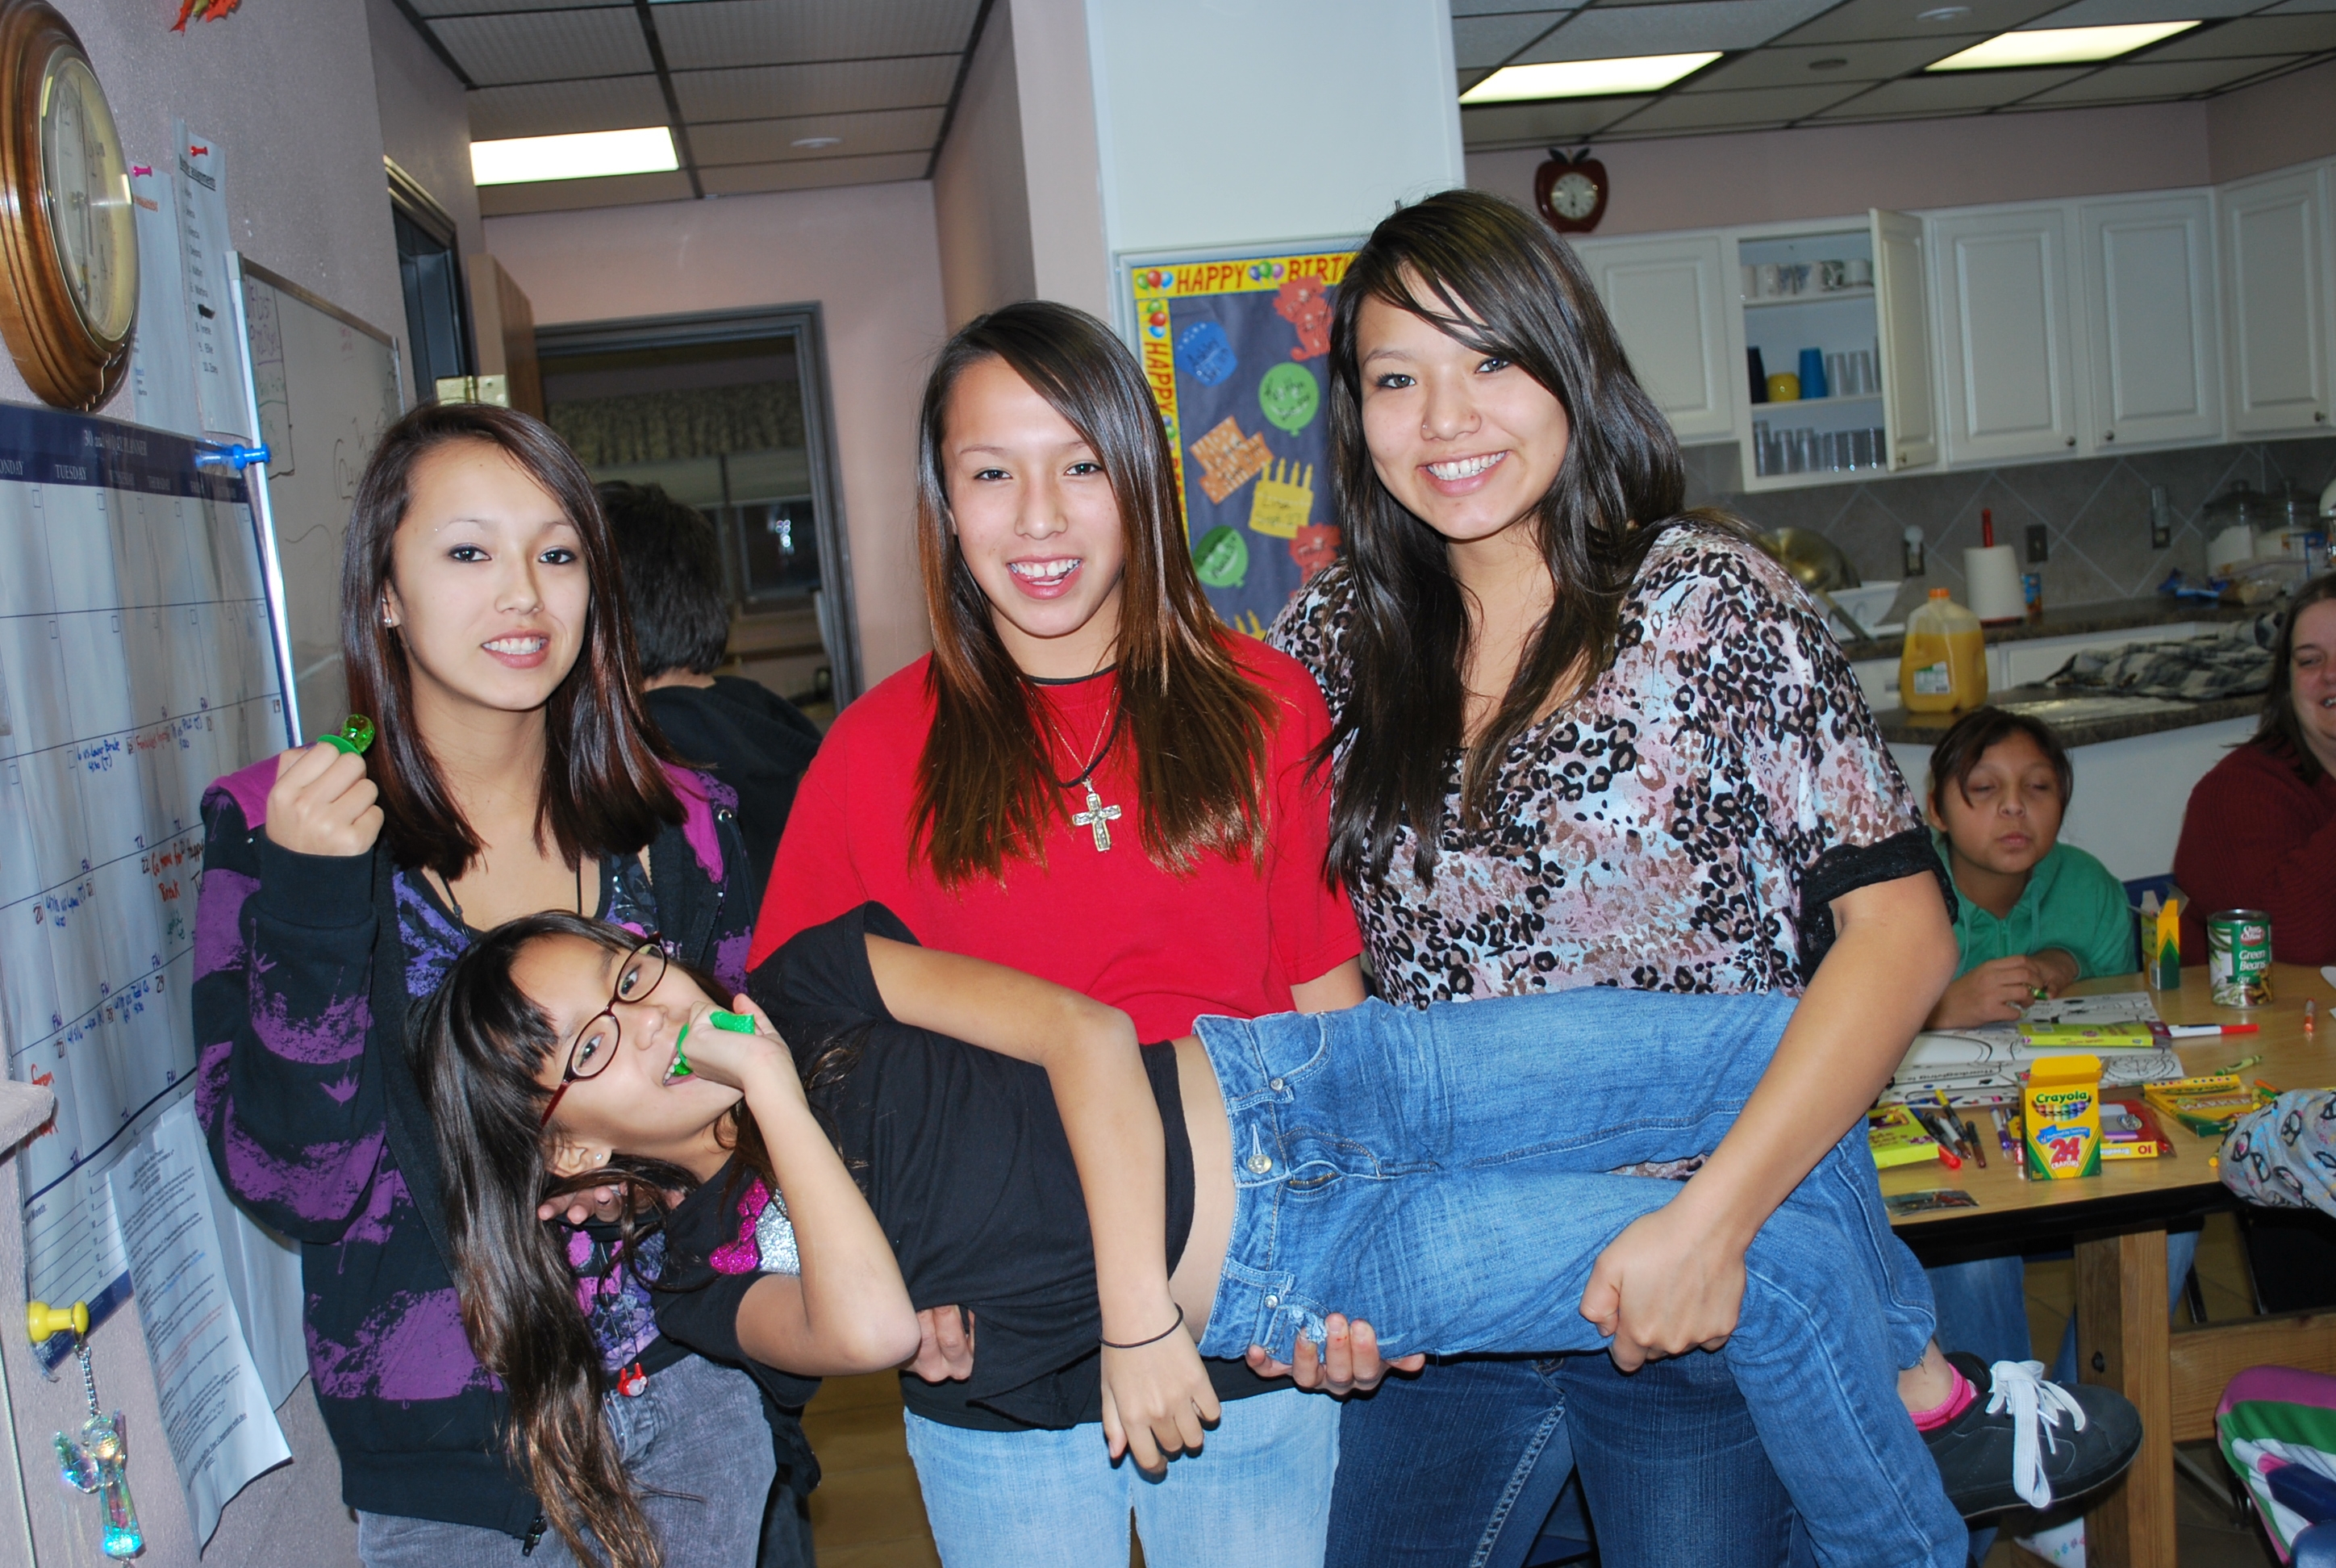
[1922,1353,2143,1519]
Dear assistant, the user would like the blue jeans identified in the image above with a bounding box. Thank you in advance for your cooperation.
[1193,990,1965,1568]
[355,1355,772,1568]
[902,1384,1338,1567]
[1329,1350,1811,1568]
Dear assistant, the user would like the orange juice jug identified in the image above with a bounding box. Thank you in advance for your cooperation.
[1899,588,1988,712]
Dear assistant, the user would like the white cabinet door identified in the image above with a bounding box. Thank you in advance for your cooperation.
[2077,193,2222,450]
[1931,206,2079,464]
[2222,166,2330,436]
[1573,233,1735,444]
[1873,209,1938,470]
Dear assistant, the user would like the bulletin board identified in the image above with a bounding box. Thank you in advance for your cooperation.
[1127,243,1356,638]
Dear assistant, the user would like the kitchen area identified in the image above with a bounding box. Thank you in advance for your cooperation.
[1542,159,2336,883]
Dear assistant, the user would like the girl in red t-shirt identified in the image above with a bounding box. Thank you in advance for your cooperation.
[752,302,1366,1567]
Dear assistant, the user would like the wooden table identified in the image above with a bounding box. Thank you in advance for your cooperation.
[1883,961,2336,1567]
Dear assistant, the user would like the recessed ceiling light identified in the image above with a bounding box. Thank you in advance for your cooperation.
[1810,56,1851,69]
[791,136,843,149]
[471,127,678,185]
[1926,20,2199,69]
[1916,6,1972,20]
[1461,52,1723,101]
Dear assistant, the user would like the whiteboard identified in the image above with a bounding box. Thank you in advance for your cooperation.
[234,258,403,744]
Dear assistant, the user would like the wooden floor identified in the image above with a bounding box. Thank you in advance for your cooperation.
[805,1211,2282,1566]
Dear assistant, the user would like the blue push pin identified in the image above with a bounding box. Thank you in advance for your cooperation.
[195,442,270,473]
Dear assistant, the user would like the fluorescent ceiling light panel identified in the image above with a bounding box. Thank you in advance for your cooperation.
[1462,53,1722,100]
[472,127,678,185]
[1925,20,2199,67]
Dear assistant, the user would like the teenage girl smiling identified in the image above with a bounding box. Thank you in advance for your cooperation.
[749,302,1368,1567]
[193,404,775,1567]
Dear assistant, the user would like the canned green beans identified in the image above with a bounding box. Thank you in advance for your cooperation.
[2207,910,2273,1007]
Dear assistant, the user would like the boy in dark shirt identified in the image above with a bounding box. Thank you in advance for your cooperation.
[604,482,823,883]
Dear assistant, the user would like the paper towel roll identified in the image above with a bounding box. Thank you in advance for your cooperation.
[1965,544,2025,624]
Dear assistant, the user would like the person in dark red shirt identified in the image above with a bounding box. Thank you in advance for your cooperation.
[751,302,1371,1566]
[2175,573,2336,965]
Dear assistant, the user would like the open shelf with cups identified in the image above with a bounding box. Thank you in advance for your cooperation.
[1725,211,1938,491]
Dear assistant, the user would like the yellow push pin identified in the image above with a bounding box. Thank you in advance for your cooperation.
[27,1299,88,1344]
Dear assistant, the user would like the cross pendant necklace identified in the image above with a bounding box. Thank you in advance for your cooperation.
[1045,696,1124,852]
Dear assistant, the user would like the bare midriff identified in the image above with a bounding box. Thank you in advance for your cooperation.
[1167,1036,1234,1338]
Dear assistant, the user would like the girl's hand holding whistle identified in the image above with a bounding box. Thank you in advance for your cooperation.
[264,716,382,858]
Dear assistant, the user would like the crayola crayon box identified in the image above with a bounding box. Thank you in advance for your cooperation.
[2025,1054,2103,1179]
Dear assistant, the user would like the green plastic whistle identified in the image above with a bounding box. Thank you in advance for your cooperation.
[319,715,375,756]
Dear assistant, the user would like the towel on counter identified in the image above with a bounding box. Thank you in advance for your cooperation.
[2046,611,2280,702]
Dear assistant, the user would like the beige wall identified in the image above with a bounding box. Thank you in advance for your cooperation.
[367,0,484,260]
[932,2,1037,329]
[3,2,410,1563]
[2207,56,2336,186]
[1468,61,2336,236]
[484,181,950,685]
[1467,101,2216,235]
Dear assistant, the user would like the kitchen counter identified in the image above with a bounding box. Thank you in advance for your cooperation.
[1878,684,2263,748]
[1837,596,2250,662]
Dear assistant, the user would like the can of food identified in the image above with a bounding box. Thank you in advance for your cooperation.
[2207,910,2273,1007]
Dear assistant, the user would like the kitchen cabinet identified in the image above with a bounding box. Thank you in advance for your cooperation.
[2221,165,2331,436]
[2076,192,2223,452]
[1929,204,2080,465]
[1572,232,1734,444]
[1729,210,1934,490]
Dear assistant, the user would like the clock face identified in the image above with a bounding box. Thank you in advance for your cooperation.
[1550,170,1600,220]
[37,47,134,344]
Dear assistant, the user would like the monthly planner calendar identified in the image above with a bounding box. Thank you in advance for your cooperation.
[0,403,283,1358]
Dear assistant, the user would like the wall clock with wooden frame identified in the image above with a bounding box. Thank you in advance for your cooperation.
[0,0,136,410]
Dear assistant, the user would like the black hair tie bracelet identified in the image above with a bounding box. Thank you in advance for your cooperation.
[1100,1305,1185,1349]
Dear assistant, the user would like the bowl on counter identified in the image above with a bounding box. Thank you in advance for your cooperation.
[1824,581,1903,641]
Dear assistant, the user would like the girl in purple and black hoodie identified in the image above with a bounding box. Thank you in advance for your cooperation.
[193,403,807,1568]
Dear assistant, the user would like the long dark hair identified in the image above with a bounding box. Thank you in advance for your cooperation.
[2254,570,2336,782]
[1926,707,2075,815]
[911,301,1274,884]
[415,912,774,1568]
[342,402,682,881]
[1320,188,1734,886]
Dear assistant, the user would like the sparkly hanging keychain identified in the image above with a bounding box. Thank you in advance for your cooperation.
[27,1299,144,1559]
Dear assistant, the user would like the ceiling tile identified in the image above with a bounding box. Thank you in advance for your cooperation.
[672,56,961,121]
[1603,80,1870,129]
[653,0,981,72]
[1518,0,1848,60]
[690,106,946,166]
[413,0,605,14]
[2141,13,2336,54]
[1458,94,1655,146]
[1457,10,1573,65]
[433,8,653,85]
[2017,52,2305,95]
[2263,0,2336,12]
[478,169,696,218]
[1775,0,2065,46]
[2021,0,2266,24]
[1809,65,2088,111]
[1454,0,1573,12]
[1682,35,1984,87]
[1459,66,1497,91]
[699,152,932,196]
[469,77,670,140]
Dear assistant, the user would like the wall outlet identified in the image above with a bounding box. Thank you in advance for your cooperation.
[1903,534,1925,576]
[2025,524,2049,564]
[2149,485,2172,548]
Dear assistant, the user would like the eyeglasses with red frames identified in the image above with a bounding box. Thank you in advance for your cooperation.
[540,938,669,1128]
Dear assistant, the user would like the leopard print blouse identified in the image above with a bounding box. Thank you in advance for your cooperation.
[1268,524,1943,1004]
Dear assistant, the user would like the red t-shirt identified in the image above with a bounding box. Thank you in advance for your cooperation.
[2171,739,2336,966]
[751,640,1362,1040]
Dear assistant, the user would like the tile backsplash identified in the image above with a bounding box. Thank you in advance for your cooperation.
[1681,436,2336,623]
